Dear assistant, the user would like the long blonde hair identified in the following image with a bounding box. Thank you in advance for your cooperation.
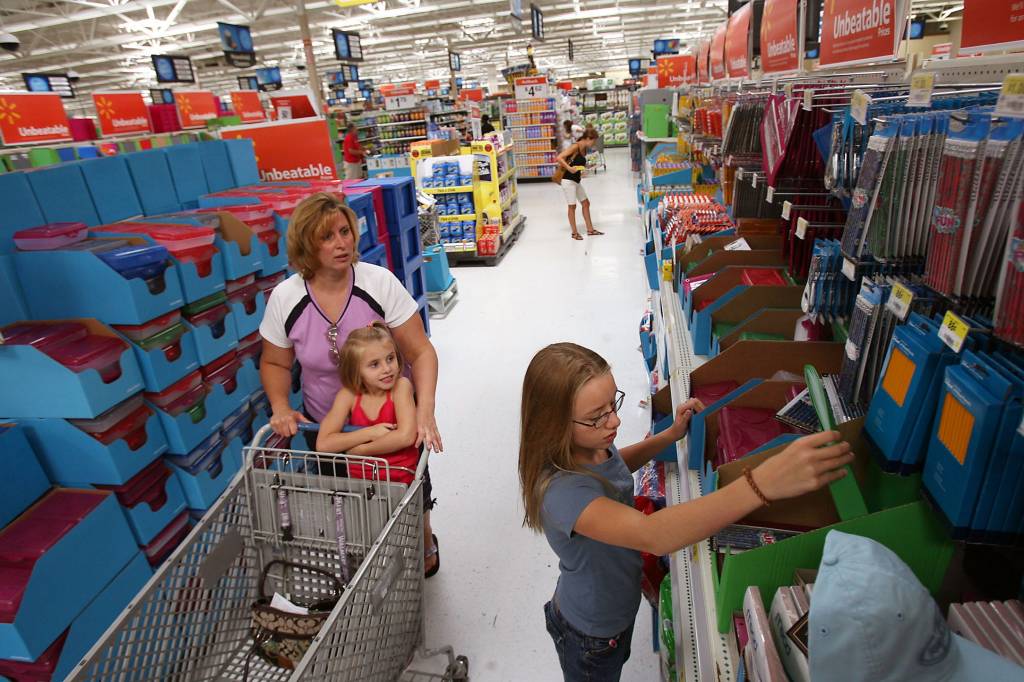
[337,322,401,394]
[519,342,612,531]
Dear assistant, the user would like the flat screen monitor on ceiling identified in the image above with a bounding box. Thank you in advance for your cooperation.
[332,29,364,61]
[23,73,75,99]
[152,55,195,83]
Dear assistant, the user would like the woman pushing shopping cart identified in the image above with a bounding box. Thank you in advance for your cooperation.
[67,424,468,682]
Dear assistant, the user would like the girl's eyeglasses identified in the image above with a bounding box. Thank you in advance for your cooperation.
[573,390,625,429]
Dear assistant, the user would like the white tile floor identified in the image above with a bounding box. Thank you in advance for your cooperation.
[417,148,662,681]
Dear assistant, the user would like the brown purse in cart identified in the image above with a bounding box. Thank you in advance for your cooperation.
[245,560,344,675]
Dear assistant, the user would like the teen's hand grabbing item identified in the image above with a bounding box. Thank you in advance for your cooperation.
[749,430,855,503]
[669,398,705,440]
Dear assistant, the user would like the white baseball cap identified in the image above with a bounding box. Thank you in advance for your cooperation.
[809,531,1024,681]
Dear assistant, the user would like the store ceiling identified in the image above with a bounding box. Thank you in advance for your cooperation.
[0,0,965,106]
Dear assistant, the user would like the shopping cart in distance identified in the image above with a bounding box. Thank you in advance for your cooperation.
[68,424,469,682]
[586,135,608,174]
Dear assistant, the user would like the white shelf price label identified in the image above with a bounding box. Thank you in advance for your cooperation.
[841,257,858,281]
[782,200,793,220]
[751,173,758,188]
[796,217,809,240]
[766,186,775,203]
[886,283,914,321]
[803,88,813,111]
[736,168,744,181]
[908,72,934,108]
[514,76,551,100]
[938,310,970,353]
[995,74,1024,119]
[851,89,871,125]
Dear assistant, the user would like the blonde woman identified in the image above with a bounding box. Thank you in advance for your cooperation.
[258,192,442,575]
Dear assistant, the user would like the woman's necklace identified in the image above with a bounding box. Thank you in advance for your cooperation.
[306,270,353,365]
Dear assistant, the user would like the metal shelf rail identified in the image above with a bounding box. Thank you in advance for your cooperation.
[647,212,739,682]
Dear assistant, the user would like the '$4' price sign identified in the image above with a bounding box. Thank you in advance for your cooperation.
[514,76,550,100]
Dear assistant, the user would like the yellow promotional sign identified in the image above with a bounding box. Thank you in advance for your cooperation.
[334,0,377,6]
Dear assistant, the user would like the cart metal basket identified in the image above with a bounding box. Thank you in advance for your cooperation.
[68,425,468,682]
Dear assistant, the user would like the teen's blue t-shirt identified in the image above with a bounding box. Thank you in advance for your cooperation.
[541,445,642,637]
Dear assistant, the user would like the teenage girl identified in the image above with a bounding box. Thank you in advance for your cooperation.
[557,128,603,241]
[519,343,855,681]
[318,322,439,577]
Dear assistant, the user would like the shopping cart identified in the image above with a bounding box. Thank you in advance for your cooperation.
[68,424,469,682]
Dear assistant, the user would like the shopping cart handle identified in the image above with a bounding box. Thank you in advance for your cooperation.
[297,423,364,432]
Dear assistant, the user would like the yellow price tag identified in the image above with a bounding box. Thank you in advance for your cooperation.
[886,282,914,320]
[908,72,934,108]
[938,310,970,353]
[996,74,1024,118]
[662,258,674,282]
[851,89,870,125]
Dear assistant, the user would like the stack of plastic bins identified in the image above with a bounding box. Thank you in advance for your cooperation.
[113,310,200,393]
[354,177,429,332]
[91,222,224,305]
[345,192,383,265]
[0,489,139,664]
[342,182,393,269]
[164,429,235,516]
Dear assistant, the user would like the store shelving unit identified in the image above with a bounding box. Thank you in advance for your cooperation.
[503,97,558,181]
[644,215,739,682]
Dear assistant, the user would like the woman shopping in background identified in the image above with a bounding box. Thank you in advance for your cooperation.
[258,192,443,575]
[557,128,602,241]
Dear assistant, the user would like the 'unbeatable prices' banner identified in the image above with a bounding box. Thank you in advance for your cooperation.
[175,90,219,129]
[0,92,71,145]
[92,91,150,136]
[229,90,266,123]
[710,23,728,81]
[657,54,697,87]
[961,0,1024,53]
[819,0,906,68]
[761,0,800,74]
[696,41,711,83]
[726,2,753,78]
[221,118,336,183]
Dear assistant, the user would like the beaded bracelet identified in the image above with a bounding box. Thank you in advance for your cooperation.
[743,467,771,507]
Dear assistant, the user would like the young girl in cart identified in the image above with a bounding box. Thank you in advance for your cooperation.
[519,343,856,681]
[318,322,440,577]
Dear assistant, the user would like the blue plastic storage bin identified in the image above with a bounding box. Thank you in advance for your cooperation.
[162,145,209,209]
[0,330,144,420]
[169,435,236,510]
[123,150,180,217]
[403,260,426,301]
[77,157,144,224]
[422,244,454,293]
[185,310,239,365]
[14,249,185,325]
[0,426,50,530]
[224,139,260,186]
[118,323,201,393]
[21,400,168,485]
[416,294,430,337]
[228,287,266,339]
[0,174,46,250]
[347,192,378,253]
[26,164,100,227]
[354,177,416,234]
[361,243,388,269]
[197,141,236,193]
[0,490,137,661]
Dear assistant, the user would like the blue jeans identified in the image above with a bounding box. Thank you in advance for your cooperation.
[544,599,634,682]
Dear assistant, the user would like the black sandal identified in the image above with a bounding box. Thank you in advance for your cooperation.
[425,534,440,578]
[571,233,583,240]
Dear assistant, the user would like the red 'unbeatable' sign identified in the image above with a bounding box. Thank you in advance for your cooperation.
[761,0,800,74]
[657,55,696,87]
[710,24,728,80]
[819,0,906,68]
[726,2,753,78]
[961,0,1024,53]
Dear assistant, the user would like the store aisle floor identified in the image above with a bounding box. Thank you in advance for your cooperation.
[418,148,661,681]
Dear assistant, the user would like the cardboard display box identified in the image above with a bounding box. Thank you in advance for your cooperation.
[715,308,809,355]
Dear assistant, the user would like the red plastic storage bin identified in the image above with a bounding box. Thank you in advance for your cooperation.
[142,512,190,566]
[69,393,151,449]
[740,268,787,287]
[201,350,241,395]
[237,331,261,363]
[113,311,181,342]
[96,459,172,513]
[0,322,88,352]
[46,335,127,383]
[227,281,261,315]
[145,370,206,422]
[13,223,88,251]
